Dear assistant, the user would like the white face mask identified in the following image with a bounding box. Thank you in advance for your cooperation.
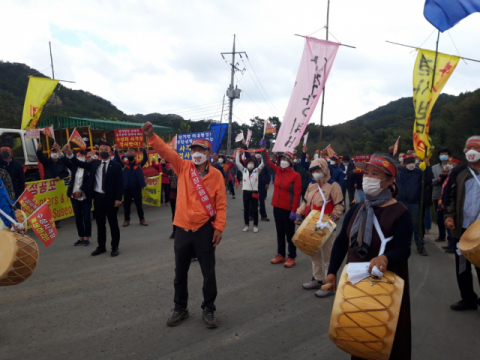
[398,157,404,163]
[465,149,480,163]
[445,164,453,170]
[363,177,388,197]
[406,163,416,171]
[312,172,324,181]
[280,160,290,168]
[192,151,207,165]
[255,155,261,160]
[77,157,86,162]
[92,155,98,160]
[51,153,58,159]
[218,158,224,163]
[415,160,420,165]
[247,164,254,170]
[82,137,89,142]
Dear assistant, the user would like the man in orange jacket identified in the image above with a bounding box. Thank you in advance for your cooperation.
[142,122,226,329]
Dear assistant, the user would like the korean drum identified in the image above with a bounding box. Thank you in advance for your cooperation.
[459,218,480,268]
[328,266,404,360]
[0,229,39,286]
[292,210,336,256]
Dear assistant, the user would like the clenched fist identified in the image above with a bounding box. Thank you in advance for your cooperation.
[142,122,154,138]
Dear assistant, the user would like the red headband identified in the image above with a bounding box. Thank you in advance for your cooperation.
[467,139,480,147]
[368,156,397,177]
[450,157,462,164]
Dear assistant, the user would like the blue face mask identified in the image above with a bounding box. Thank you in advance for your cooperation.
[439,155,449,162]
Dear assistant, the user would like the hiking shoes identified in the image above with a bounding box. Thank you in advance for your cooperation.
[167,308,189,327]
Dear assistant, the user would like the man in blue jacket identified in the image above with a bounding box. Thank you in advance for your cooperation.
[396,152,433,256]
[328,156,344,188]
[115,146,148,227]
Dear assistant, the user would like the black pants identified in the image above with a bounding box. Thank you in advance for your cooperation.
[249,186,268,219]
[228,180,235,196]
[71,198,92,238]
[170,198,177,233]
[123,187,144,221]
[174,221,217,311]
[94,192,120,250]
[342,182,355,208]
[243,190,258,226]
[273,206,297,258]
[455,235,480,304]
[162,183,171,204]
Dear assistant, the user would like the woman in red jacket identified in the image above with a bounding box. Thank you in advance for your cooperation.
[261,140,302,268]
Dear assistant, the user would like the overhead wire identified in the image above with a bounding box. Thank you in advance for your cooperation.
[447,31,468,65]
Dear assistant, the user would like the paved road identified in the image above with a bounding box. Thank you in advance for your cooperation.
[1,192,479,360]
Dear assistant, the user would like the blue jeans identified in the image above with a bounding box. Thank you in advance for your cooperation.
[434,200,446,239]
[402,201,423,248]
[356,190,365,203]
[424,206,431,231]
[71,198,92,238]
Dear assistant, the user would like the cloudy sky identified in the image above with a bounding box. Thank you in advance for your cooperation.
[1,0,480,127]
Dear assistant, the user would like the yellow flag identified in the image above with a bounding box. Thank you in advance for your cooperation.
[21,77,59,129]
[412,49,459,158]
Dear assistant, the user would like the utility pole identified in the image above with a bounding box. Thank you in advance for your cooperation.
[319,0,330,149]
[221,35,246,155]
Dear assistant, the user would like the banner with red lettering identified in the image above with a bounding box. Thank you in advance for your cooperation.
[26,129,40,139]
[353,154,372,173]
[69,128,87,150]
[42,126,55,140]
[115,128,145,148]
[18,189,40,216]
[325,144,337,158]
[28,202,57,247]
[273,37,339,153]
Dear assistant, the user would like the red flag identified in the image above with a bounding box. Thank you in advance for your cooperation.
[28,202,57,247]
[42,125,55,140]
[18,189,40,216]
[324,145,337,158]
[393,136,400,157]
[265,121,277,134]
[69,128,87,150]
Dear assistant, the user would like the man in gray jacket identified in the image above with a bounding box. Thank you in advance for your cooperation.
[432,148,451,242]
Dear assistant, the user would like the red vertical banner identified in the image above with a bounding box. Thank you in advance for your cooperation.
[69,128,87,149]
[114,129,145,148]
[28,202,57,247]
[18,189,40,216]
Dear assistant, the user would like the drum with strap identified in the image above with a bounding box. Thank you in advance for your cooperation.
[459,218,480,268]
[0,225,39,286]
[326,215,402,360]
[292,184,336,256]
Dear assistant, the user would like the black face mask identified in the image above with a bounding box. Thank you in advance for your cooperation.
[100,151,110,160]
[127,156,135,162]
[1,151,10,159]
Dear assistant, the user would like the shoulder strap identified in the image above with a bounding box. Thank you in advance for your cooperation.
[373,215,394,256]
[468,166,480,188]
[188,163,216,217]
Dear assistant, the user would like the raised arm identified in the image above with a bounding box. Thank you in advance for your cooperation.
[235,150,244,172]
[140,147,148,167]
[257,154,264,171]
[36,143,48,166]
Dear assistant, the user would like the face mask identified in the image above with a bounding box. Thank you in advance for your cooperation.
[312,172,324,181]
[247,164,254,170]
[343,162,349,166]
[82,137,89,142]
[255,155,261,160]
[92,155,98,160]
[398,157,404,163]
[77,157,86,162]
[100,151,110,160]
[128,155,135,161]
[280,160,290,168]
[363,177,388,197]
[445,164,453,170]
[415,160,420,165]
[439,155,449,162]
[51,153,58,159]
[192,151,207,165]
[465,149,480,163]
[406,163,416,171]
[218,158,224,163]
[1,151,10,159]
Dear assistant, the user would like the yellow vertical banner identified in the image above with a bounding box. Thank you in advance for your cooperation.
[412,49,459,158]
[21,77,59,129]
[142,175,162,206]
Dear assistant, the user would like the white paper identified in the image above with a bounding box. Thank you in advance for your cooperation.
[346,262,384,284]
[303,132,309,146]
[235,132,244,142]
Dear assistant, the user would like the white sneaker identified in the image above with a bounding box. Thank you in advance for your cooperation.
[253,226,258,233]
[315,289,336,298]
[242,226,249,232]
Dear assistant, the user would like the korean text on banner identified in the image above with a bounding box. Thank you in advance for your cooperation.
[25,129,40,139]
[176,131,214,160]
[325,144,337,158]
[42,126,55,140]
[353,154,372,173]
[21,77,59,129]
[115,128,145,148]
[265,121,277,135]
[142,175,162,206]
[28,202,57,247]
[25,178,74,220]
[273,38,339,153]
[18,189,40,215]
[413,49,459,158]
[69,128,87,150]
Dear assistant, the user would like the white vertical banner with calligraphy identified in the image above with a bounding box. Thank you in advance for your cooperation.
[273,38,339,153]
[245,129,252,147]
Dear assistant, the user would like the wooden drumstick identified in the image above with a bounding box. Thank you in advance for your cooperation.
[321,283,333,290]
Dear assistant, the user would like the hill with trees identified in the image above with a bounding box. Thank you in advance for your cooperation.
[0,61,479,158]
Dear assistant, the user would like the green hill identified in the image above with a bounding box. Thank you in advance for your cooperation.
[0,61,478,158]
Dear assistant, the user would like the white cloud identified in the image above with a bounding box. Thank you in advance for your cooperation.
[1,0,479,127]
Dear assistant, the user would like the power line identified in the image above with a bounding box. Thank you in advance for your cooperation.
[162,100,223,114]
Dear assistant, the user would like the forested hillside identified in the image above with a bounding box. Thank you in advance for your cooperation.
[1,61,479,158]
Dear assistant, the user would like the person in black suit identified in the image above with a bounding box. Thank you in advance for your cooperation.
[339,155,355,211]
[62,143,123,257]
[62,149,94,246]
[0,146,25,202]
